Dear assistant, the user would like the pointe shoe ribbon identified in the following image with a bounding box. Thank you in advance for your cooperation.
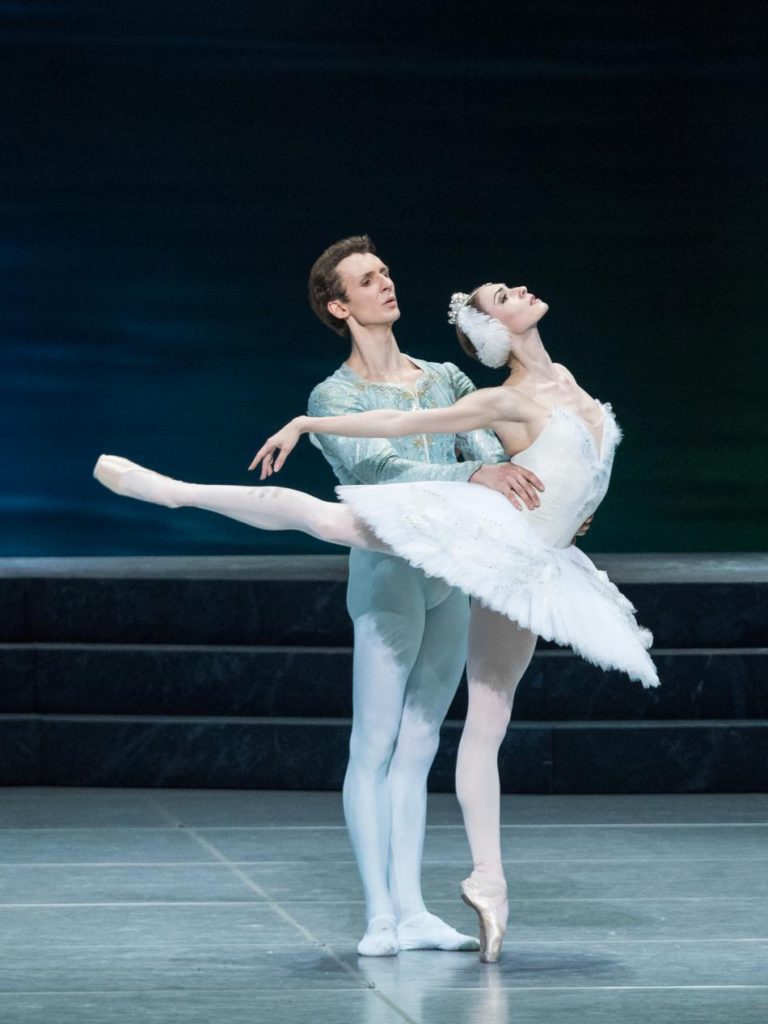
[460,875,508,964]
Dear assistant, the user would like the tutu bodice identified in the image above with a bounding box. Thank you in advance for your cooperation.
[510,403,621,548]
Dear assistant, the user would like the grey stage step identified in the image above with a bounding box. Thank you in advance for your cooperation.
[2,643,766,721]
[0,555,766,793]
[1,554,767,648]
[3,715,768,794]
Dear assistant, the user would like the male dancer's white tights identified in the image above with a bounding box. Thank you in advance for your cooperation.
[346,551,470,951]
[100,466,534,915]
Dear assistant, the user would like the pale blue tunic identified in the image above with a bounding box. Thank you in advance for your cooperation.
[307,357,505,486]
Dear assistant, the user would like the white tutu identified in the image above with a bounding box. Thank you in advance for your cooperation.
[338,407,659,690]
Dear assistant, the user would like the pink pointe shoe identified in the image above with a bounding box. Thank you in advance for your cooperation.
[93,455,182,508]
[460,874,509,964]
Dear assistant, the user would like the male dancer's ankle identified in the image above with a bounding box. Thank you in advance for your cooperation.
[357,913,399,957]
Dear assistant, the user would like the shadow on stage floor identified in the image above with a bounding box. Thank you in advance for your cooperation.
[1,788,767,1023]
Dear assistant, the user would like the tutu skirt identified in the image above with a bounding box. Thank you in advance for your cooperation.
[339,480,659,689]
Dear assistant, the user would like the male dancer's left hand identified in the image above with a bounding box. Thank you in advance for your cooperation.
[572,515,594,543]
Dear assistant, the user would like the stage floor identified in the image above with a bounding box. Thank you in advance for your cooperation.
[1,789,767,1023]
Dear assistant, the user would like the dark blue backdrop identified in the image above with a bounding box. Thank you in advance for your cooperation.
[3,3,766,555]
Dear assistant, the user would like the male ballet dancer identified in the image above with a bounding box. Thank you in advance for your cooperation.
[305,236,544,955]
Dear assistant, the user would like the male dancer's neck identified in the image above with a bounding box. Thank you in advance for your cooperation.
[345,321,416,384]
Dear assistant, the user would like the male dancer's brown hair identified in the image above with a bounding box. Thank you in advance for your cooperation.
[308,235,376,337]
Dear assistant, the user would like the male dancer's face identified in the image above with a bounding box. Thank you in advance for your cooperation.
[329,252,401,331]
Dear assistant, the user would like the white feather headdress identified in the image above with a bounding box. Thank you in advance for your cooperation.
[447,291,513,368]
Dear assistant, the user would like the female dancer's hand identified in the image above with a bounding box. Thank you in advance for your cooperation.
[248,418,306,478]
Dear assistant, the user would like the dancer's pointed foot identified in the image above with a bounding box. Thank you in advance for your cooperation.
[460,874,508,963]
[397,910,480,952]
[93,455,184,508]
[357,913,399,957]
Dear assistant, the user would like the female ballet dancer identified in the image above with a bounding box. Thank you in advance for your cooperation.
[95,281,659,963]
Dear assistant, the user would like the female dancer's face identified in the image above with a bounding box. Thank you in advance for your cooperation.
[474,283,548,335]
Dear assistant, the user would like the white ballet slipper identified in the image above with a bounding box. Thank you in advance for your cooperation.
[397,910,480,952]
[357,913,399,957]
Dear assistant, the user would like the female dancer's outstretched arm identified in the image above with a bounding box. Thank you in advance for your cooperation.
[250,386,519,478]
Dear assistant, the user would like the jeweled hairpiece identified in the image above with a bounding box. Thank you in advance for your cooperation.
[447,285,513,369]
[447,291,471,325]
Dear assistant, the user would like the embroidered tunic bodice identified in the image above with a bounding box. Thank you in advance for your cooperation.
[307,357,507,486]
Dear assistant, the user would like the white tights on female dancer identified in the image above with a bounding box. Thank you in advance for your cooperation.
[94,279,659,962]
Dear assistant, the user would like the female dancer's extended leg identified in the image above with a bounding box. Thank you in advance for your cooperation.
[456,602,537,962]
[94,456,382,550]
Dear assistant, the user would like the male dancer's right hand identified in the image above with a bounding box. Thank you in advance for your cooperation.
[469,464,544,510]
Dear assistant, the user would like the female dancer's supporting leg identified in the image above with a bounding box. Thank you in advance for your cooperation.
[456,602,537,962]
